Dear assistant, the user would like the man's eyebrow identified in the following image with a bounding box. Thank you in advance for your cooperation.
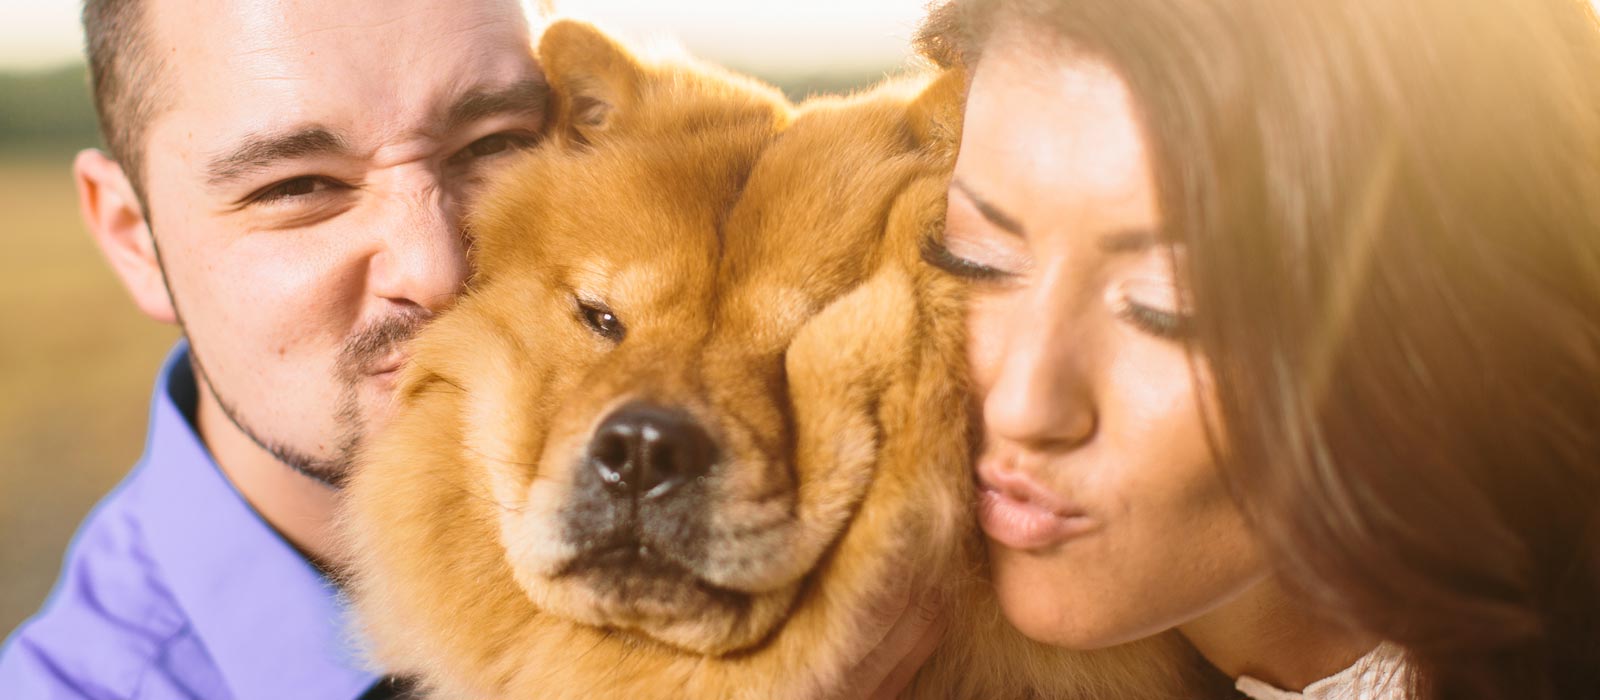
[440,78,550,135]
[205,127,350,187]
[952,178,1025,237]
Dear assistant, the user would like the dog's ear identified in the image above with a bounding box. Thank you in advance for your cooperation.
[537,20,644,144]
[905,69,966,154]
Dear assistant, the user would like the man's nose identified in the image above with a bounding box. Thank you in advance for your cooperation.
[982,302,1098,451]
[367,184,470,313]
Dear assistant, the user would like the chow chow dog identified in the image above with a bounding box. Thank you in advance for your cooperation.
[341,20,1209,700]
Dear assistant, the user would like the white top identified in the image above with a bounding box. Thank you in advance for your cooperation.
[1235,643,1410,700]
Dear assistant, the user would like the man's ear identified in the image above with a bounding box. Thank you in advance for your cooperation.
[75,149,176,324]
[537,19,644,145]
[907,69,967,154]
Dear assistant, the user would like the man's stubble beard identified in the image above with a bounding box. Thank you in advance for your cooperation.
[197,354,364,488]
[148,221,429,489]
[192,311,425,488]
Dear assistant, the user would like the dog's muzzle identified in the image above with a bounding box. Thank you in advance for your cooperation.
[560,402,720,588]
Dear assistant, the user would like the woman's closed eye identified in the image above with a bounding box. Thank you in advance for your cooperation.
[920,224,1032,285]
[1111,277,1193,341]
[922,234,1013,282]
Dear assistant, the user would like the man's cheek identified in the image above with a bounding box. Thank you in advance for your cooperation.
[239,260,364,355]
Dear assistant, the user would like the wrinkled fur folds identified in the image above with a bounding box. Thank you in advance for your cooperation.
[341,20,1208,700]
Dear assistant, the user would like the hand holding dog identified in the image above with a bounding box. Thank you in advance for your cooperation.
[827,579,947,700]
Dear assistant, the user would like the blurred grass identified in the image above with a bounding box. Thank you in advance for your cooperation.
[0,60,895,639]
[0,148,180,637]
[0,62,182,637]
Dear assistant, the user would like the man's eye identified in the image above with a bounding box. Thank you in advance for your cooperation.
[452,132,539,164]
[246,176,341,206]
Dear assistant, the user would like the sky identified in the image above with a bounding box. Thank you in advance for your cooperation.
[0,0,933,73]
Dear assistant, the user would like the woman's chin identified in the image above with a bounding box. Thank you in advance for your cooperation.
[988,547,1170,651]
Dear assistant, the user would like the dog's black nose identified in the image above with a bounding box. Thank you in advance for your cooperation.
[588,403,714,499]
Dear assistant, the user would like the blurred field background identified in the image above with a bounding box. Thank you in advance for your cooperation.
[0,1,929,639]
[0,62,182,639]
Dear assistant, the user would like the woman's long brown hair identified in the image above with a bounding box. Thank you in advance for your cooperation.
[919,1,1600,697]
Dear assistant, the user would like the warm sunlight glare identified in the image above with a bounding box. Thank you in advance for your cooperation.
[535,0,930,74]
[0,1,932,73]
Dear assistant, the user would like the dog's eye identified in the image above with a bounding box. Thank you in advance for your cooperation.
[578,300,626,342]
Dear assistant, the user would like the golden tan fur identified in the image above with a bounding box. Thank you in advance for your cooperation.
[341,20,1211,699]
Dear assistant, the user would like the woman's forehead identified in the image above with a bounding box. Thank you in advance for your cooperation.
[957,43,1158,249]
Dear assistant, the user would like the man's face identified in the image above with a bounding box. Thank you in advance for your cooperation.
[139,0,545,482]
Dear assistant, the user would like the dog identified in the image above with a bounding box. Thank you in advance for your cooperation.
[340,20,1210,699]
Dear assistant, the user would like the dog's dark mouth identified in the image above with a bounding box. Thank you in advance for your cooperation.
[557,540,751,615]
[560,540,688,579]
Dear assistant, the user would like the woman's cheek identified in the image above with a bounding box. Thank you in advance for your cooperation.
[965,291,1017,396]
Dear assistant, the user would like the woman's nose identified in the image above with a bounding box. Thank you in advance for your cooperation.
[980,310,1098,451]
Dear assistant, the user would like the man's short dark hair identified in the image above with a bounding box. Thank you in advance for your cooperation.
[83,0,168,203]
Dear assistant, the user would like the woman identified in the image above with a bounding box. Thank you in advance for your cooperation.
[846,0,1600,697]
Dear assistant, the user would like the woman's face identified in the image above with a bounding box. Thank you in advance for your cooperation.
[941,37,1268,649]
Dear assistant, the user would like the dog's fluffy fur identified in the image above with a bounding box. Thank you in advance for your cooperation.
[341,21,1210,699]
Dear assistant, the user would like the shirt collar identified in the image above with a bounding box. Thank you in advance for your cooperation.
[135,340,380,700]
[1234,642,1410,700]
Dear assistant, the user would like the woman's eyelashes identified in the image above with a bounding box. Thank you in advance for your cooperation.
[922,235,1007,281]
[920,234,981,277]
[1112,278,1193,341]
[1116,301,1192,340]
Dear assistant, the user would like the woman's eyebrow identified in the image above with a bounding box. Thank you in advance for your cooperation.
[952,178,1025,237]
[952,178,1159,254]
[1097,229,1160,254]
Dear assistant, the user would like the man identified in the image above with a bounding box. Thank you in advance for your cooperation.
[0,1,549,697]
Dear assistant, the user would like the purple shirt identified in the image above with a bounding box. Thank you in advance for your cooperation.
[0,342,382,699]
